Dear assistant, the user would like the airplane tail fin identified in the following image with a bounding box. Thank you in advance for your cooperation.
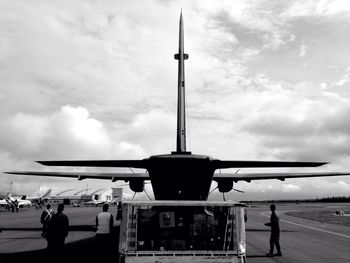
[174,11,190,154]
[5,196,12,204]
[41,189,52,198]
[21,195,27,200]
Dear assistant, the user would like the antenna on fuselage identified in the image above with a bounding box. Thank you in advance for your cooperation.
[174,11,189,153]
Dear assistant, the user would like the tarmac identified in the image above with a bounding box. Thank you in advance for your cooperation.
[0,205,118,262]
[0,203,349,263]
[245,203,350,263]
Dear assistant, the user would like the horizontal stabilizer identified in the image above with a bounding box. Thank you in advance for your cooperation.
[213,172,350,182]
[213,160,327,169]
[5,171,149,182]
[37,160,147,168]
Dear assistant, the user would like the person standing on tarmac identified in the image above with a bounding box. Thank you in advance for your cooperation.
[41,203,54,238]
[13,199,19,213]
[115,202,122,249]
[96,203,114,255]
[265,204,282,257]
[46,204,69,254]
[37,198,43,210]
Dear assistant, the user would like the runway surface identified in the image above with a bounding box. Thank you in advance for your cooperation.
[0,203,349,262]
[0,205,116,262]
[245,203,350,263]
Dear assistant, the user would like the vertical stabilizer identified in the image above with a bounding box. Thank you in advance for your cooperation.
[174,11,189,153]
[42,189,52,198]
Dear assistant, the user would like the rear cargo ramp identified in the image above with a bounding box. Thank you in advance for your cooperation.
[118,201,247,263]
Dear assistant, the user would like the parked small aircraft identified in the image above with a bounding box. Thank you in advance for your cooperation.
[0,193,32,209]
[24,189,52,204]
[83,197,106,207]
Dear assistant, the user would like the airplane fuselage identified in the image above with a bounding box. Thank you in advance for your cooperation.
[146,153,216,200]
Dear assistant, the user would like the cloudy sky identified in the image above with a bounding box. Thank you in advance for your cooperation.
[1,0,350,201]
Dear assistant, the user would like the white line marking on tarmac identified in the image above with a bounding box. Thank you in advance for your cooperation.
[280,219,350,239]
[260,212,350,239]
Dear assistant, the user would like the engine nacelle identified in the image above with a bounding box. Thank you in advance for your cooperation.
[217,180,233,193]
[129,180,145,193]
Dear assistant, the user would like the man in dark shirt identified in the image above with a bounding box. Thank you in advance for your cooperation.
[46,204,69,254]
[13,199,19,213]
[40,203,54,238]
[265,204,282,257]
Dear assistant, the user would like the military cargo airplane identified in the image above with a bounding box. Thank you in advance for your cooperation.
[5,13,350,200]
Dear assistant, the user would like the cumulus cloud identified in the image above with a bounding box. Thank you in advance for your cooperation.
[238,77,350,162]
[0,105,176,194]
[299,44,307,57]
[335,67,350,86]
[307,178,350,191]
[0,106,109,160]
[282,0,350,18]
[0,105,177,163]
[282,184,301,192]
[118,110,176,155]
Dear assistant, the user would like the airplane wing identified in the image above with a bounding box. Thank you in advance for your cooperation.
[213,172,350,182]
[4,171,149,182]
[36,160,148,168]
[0,199,10,206]
[213,160,327,169]
[38,159,328,169]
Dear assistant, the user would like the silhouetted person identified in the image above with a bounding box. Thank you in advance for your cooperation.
[115,202,122,250]
[13,199,19,212]
[96,203,113,260]
[46,204,69,255]
[38,198,43,210]
[41,203,54,238]
[265,204,282,257]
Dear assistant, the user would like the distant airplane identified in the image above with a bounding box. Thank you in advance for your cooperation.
[24,189,52,204]
[83,188,122,206]
[83,197,106,207]
[0,189,52,209]
[46,191,92,204]
[5,12,350,200]
[0,193,32,208]
[0,195,14,208]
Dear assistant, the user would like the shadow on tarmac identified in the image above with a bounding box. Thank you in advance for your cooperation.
[246,228,296,233]
[246,255,271,258]
[0,225,95,232]
[0,227,120,263]
[0,236,118,263]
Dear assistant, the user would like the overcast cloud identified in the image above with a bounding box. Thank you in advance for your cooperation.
[1,0,350,200]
